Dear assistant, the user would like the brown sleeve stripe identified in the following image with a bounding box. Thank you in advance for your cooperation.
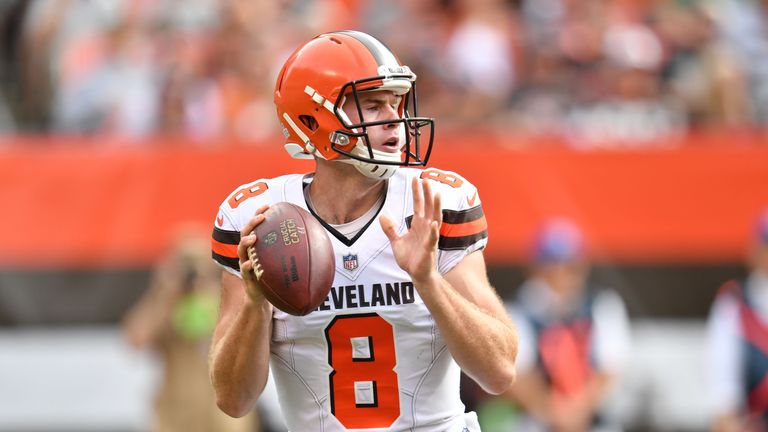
[405,205,486,230]
[440,206,487,250]
[440,215,487,238]
[211,227,240,271]
[212,227,240,245]
[442,205,484,224]
[212,251,239,272]
[405,205,489,251]
[438,230,488,251]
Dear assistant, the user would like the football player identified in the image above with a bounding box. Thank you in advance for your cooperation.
[209,30,518,431]
[708,208,768,431]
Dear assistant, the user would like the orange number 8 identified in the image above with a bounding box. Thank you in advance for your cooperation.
[227,181,268,209]
[420,169,464,188]
[324,313,400,429]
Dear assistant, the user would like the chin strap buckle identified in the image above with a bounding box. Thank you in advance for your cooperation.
[330,131,350,146]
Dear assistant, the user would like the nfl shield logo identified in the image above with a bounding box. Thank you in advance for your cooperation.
[343,253,358,271]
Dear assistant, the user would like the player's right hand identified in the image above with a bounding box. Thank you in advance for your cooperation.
[238,204,270,304]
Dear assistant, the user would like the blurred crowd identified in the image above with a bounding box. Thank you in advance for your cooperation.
[0,0,767,147]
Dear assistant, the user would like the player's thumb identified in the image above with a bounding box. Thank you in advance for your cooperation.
[379,214,399,242]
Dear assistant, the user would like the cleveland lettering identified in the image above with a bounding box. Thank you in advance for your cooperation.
[316,282,415,311]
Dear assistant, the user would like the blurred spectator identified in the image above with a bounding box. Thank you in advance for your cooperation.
[7,0,768,138]
[19,0,123,129]
[488,218,631,432]
[122,226,258,432]
[653,2,750,129]
[564,21,687,148]
[503,42,572,136]
[158,1,280,142]
[710,0,768,126]
[707,208,768,432]
[360,0,456,124]
[0,88,16,134]
[439,0,519,124]
[51,14,163,136]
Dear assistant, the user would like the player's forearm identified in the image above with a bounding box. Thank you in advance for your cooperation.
[415,272,517,394]
[210,300,272,417]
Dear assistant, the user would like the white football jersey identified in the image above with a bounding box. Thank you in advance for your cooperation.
[212,168,488,432]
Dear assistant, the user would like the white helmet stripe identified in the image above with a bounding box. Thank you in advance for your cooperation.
[336,30,400,68]
[282,113,311,145]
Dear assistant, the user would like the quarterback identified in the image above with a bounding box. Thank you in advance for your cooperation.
[209,31,518,431]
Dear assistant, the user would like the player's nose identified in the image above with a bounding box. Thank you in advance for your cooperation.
[382,106,399,128]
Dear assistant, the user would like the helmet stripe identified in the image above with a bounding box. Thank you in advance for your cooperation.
[335,30,400,68]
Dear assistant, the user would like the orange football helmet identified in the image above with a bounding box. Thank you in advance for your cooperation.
[274,30,434,179]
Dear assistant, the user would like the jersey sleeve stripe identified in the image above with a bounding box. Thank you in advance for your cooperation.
[440,216,487,238]
[405,206,485,231]
[211,227,240,270]
[212,238,238,259]
[438,230,488,251]
[441,206,484,224]
[212,227,240,245]
[212,251,240,272]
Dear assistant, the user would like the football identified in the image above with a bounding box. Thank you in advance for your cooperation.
[247,202,334,316]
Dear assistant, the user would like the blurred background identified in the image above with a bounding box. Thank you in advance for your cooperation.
[0,0,767,431]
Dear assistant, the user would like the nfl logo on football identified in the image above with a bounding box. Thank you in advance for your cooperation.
[343,253,358,271]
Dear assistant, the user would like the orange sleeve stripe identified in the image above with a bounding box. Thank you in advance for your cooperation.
[211,238,238,259]
[440,216,487,238]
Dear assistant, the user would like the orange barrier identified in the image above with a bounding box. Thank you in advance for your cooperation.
[1,136,767,268]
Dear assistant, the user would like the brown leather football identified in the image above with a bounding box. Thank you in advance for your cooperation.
[247,202,334,316]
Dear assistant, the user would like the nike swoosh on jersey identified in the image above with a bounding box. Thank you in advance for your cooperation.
[467,191,478,207]
[216,214,224,227]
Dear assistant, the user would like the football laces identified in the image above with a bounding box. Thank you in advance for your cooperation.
[247,245,264,280]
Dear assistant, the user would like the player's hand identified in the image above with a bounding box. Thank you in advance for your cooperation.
[238,204,270,305]
[380,177,441,285]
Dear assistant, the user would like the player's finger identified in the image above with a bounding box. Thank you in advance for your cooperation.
[379,214,400,242]
[237,234,257,264]
[433,191,442,225]
[411,177,423,217]
[240,254,254,278]
[255,204,270,215]
[240,214,265,239]
[422,179,433,221]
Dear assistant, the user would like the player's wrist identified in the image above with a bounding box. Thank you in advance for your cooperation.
[244,285,271,310]
[411,269,441,288]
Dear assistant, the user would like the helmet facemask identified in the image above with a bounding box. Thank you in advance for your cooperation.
[329,74,435,179]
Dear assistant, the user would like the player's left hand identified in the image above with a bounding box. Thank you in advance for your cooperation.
[380,177,442,285]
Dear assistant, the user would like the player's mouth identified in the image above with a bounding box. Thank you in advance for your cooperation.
[381,137,401,153]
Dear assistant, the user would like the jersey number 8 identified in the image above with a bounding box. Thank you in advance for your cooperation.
[325,313,400,428]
